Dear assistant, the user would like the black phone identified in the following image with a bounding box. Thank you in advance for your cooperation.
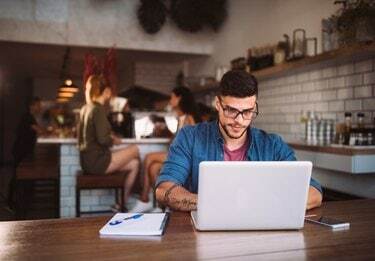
[305,216,350,229]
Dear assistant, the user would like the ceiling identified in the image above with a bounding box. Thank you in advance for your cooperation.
[0,40,206,80]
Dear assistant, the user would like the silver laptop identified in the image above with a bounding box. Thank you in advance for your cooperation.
[191,161,312,231]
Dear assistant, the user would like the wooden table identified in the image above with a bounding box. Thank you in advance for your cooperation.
[1,199,375,260]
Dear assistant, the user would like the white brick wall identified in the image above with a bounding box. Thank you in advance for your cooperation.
[345,74,363,87]
[355,60,373,73]
[354,86,372,98]
[134,61,184,94]
[337,64,354,76]
[345,99,362,111]
[364,72,375,84]
[256,58,375,141]
[337,88,354,99]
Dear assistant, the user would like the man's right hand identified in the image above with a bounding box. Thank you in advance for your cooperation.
[155,182,197,212]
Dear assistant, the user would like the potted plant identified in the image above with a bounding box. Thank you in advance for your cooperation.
[334,0,375,45]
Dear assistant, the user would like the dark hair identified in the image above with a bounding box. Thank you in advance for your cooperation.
[30,97,41,106]
[150,114,166,124]
[219,70,258,98]
[172,86,201,123]
[197,102,216,121]
[86,74,108,99]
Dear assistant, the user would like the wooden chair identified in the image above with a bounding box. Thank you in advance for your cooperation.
[15,145,59,219]
[76,171,127,217]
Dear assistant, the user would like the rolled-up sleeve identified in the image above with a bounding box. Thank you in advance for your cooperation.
[156,126,193,188]
[309,178,322,193]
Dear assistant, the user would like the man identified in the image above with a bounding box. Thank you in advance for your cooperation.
[13,97,45,165]
[155,70,322,211]
[9,97,45,213]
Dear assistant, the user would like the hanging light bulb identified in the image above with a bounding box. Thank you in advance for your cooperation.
[59,78,79,93]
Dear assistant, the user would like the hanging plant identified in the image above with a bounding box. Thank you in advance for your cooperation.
[83,53,101,88]
[335,0,375,45]
[200,0,227,32]
[170,0,205,33]
[137,0,167,34]
[83,48,118,94]
[170,0,227,33]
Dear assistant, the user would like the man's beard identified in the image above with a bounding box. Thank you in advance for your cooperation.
[218,119,248,139]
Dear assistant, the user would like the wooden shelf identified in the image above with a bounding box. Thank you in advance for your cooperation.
[252,42,375,80]
[190,42,375,92]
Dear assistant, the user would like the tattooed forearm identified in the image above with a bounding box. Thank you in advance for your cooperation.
[167,196,197,211]
[156,182,197,212]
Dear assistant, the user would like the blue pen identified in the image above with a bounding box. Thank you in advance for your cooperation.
[109,213,144,226]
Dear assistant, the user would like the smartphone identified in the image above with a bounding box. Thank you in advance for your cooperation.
[305,216,350,229]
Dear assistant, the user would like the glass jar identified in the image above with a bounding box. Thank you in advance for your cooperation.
[345,112,352,130]
[344,112,352,145]
[357,112,365,129]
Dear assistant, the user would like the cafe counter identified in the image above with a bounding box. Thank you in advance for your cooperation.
[289,141,375,199]
[37,137,170,218]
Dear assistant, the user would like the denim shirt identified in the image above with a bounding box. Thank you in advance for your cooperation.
[156,121,322,194]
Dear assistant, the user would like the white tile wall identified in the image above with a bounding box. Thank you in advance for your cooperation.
[255,58,375,141]
[354,60,373,73]
[345,99,362,111]
[337,88,354,99]
[134,61,183,93]
[337,64,354,76]
[364,72,375,85]
[354,86,373,98]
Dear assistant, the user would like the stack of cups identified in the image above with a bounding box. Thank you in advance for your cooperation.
[317,120,325,145]
[306,117,318,145]
[305,112,335,145]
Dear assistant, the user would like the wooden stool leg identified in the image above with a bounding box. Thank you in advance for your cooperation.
[120,188,125,212]
[76,188,80,217]
[115,189,119,205]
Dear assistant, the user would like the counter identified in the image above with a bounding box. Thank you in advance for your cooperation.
[289,141,375,198]
[289,142,375,156]
[38,137,170,144]
[37,138,170,218]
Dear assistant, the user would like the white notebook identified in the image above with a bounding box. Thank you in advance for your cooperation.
[99,213,169,236]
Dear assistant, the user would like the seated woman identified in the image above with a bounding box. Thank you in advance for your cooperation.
[78,75,140,210]
[130,86,200,212]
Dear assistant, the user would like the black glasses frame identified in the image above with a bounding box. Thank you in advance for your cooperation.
[218,97,259,120]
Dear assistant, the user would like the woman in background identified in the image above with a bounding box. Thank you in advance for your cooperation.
[78,75,139,209]
[130,86,200,212]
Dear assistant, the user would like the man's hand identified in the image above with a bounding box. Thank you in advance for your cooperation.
[156,182,197,212]
[306,186,322,210]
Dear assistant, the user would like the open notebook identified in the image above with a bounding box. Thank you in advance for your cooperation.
[99,213,169,236]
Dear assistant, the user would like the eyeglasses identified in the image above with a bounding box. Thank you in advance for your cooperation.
[218,98,259,120]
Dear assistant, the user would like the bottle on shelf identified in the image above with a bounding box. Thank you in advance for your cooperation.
[344,112,352,145]
[356,112,365,145]
[368,132,374,146]
[357,112,365,129]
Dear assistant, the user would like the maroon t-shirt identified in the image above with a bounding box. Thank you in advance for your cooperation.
[223,138,249,161]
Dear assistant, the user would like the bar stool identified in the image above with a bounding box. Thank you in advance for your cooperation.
[16,159,59,219]
[76,171,127,217]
